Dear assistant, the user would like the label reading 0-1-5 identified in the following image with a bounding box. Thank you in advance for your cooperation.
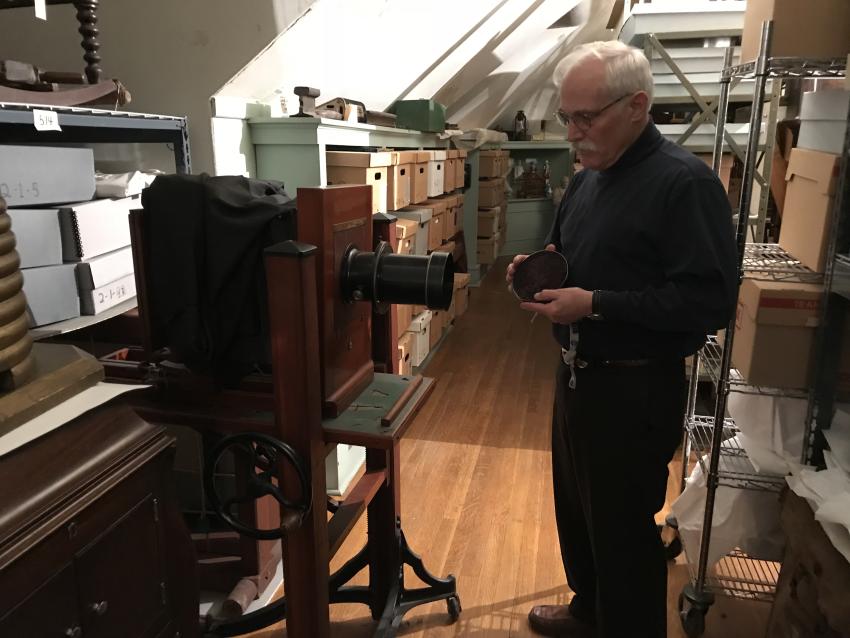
[0,182,41,200]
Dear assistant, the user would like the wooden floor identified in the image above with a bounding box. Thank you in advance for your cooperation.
[250,258,770,637]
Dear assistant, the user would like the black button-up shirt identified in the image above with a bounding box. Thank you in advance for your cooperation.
[546,121,738,360]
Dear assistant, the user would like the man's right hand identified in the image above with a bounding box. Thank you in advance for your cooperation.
[506,244,556,284]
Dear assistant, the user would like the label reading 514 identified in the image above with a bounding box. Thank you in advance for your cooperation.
[33,109,61,132]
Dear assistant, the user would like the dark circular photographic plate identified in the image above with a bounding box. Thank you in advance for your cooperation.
[511,250,568,302]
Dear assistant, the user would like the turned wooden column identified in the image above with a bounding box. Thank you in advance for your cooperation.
[73,1,102,84]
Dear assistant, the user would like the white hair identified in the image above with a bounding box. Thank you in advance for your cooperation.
[554,41,654,111]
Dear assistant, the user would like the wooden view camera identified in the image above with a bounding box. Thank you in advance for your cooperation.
[297,185,454,417]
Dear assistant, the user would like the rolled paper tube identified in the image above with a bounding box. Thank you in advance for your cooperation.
[0,231,16,256]
[0,213,10,234]
[0,271,23,300]
[0,292,26,326]
[0,333,32,372]
[218,578,259,620]
[0,313,29,351]
[0,251,20,279]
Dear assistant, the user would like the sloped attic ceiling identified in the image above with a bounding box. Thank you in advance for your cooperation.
[215,0,618,133]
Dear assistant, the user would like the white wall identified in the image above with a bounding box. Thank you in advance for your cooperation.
[0,0,315,172]
[217,0,617,134]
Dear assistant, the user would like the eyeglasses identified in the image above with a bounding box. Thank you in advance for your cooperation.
[554,93,631,131]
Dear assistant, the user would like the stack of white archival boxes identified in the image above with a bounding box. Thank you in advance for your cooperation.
[61,197,137,315]
[1,144,139,327]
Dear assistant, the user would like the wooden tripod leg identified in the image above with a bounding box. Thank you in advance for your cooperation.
[264,241,330,638]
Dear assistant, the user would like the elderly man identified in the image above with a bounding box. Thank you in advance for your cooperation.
[507,41,737,637]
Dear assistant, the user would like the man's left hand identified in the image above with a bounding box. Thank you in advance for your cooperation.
[520,288,593,324]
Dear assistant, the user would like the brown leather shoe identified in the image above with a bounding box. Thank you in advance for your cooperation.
[528,605,595,637]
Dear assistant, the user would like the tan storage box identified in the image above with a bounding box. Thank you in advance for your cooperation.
[326,151,393,214]
[479,150,504,179]
[778,148,839,273]
[478,207,501,237]
[454,155,465,189]
[441,240,456,256]
[479,178,504,209]
[427,150,448,198]
[395,302,414,336]
[406,310,432,367]
[741,0,850,62]
[394,207,432,256]
[477,233,501,265]
[395,219,418,255]
[732,279,822,388]
[444,159,458,193]
[397,332,413,377]
[429,309,444,349]
[411,151,430,204]
[387,151,417,211]
[428,213,444,251]
[454,272,470,317]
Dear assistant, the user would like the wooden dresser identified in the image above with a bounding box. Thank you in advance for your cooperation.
[0,401,199,638]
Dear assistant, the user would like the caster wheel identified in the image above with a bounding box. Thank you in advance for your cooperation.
[447,595,462,622]
[678,592,706,638]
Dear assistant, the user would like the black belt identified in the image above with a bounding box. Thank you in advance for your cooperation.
[561,348,679,369]
[575,358,654,368]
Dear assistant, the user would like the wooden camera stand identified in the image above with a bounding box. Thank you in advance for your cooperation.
[105,184,459,637]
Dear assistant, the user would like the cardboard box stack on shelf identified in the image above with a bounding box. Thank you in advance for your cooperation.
[477,149,509,266]
[740,0,850,62]
[326,151,393,214]
[1,144,140,328]
[728,91,850,391]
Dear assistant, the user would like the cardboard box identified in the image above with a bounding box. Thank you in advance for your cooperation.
[732,279,822,388]
[397,332,413,377]
[386,159,412,211]
[479,150,504,179]
[326,165,388,214]
[741,0,850,62]
[59,196,137,262]
[21,264,80,327]
[428,213,444,251]
[394,207,432,256]
[477,233,501,265]
[479,178,504,209]
[427,153,446,198]
[779,148,839,273]
[395,303,413,335]
[454,155,465,189]
[411,152,430,204]
[443,158,456,193]
[406,310,432,366]
[429,309,444,349]
[478,207,501,237]
[6,208,63,268]
[0,145,95,207]
[454,272,470,317]
[326,151,393,168]
[395,219,418,255]
[798,90,849,155]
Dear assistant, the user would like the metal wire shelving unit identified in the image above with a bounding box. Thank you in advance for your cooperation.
[673,21,847,638]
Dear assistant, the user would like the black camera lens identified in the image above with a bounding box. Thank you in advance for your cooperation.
[341,241,454,311]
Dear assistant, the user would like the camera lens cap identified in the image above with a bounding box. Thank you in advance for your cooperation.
[511,250,569,302]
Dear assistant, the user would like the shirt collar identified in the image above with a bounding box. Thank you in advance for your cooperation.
[600,119,663,174]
